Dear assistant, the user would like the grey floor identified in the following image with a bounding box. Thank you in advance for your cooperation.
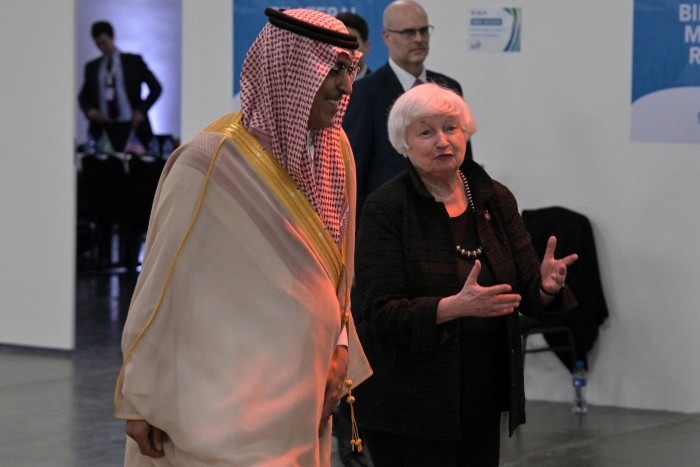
[2,271,699,466]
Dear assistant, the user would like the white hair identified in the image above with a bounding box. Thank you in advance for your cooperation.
[387,82,477,155]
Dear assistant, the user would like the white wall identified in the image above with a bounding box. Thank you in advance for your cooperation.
[0,1,76,349]
[0,0,231,351]
[181,0,234,141]
[426,0,700,414]
[2,0,698,413]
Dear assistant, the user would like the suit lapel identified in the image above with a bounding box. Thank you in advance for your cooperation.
[377,63,405,96]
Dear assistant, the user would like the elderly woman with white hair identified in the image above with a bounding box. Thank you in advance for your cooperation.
[351,83,578,466]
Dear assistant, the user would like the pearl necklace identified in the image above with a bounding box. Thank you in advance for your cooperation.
[455,170,483,260]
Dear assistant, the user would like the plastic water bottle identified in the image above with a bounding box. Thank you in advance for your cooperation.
[161,137,174,159]
[572,360,588,414]
[85,134,96,155]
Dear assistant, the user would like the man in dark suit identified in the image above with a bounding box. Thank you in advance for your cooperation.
[78,21,162,152]
[343,0,472,215]
[336,12,372,81]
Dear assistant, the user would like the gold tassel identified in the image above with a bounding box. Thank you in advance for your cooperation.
[345,378,363,452]
[339,311,363,453]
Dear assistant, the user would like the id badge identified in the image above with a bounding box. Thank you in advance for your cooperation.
[105,87,115,100]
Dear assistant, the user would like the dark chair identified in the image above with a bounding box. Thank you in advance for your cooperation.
[78,154,129,270]
[125,155,166,268]
[127,156,164,229]
[520,314,576,371]
[520,206,609,373]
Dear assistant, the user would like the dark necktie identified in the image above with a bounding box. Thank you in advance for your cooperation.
[105,56,119,120]
[412,78,424,88]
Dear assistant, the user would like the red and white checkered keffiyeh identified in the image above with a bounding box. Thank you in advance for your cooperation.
[241,8,360,248]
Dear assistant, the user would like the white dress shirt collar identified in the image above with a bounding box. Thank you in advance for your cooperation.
[388,57,427,92]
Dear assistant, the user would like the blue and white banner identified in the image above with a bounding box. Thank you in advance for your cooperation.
[632,0,700,143]
[232,1,389,97]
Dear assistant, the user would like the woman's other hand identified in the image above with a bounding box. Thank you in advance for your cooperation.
[437,260,521,323]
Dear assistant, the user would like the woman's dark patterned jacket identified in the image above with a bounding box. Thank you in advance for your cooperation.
[352,157,577,438]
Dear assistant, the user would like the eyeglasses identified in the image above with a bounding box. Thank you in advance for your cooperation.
[384,25,434,40]
[329,63,359,79]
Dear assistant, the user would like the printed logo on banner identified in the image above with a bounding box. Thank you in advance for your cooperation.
[468,8,521,53]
